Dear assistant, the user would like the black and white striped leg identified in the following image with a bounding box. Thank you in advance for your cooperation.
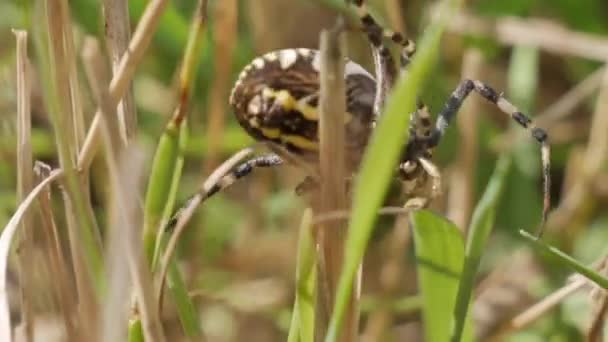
[167,154,283,230]
[351,0,415,116]
[430,79,551,232]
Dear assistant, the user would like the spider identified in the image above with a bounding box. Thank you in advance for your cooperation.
[170,0,551,229]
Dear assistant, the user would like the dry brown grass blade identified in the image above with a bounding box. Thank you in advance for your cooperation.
[500,257,608,338]
[442,9,608,61]
[109,147,166,342]
[587,296,608,342]
[45,0,102,334]
[80,32,166,341]
[57,0,86,151]
[103,0,137,142]
[204,0,238,170]
[81,38,122,154]
[315,21,355,341]
[447,48,484,230]
[384,0,406,35]
[0,169,64,342]
[587,260,608,342]
[548,65,608,232]
[78,0,170,169]
[34,163,79,341]
[494,277,586,339]
[46,0,78,162]
[156,147,254,313]
[12,29,35,342]
[537,67,605,127]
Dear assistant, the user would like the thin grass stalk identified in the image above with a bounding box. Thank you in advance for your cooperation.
[109,147,167,342]
[315,22,353,341]
[287,209,316,342]
[548,65,608,232]
[78,0,170,170]
[498,276,586,338]
[82,33,167,339]
[81,37,132,342]
[13,29,34,342]
[141,1,208,338]
[444,10,608,61]
[582,66,608,188]
[142,0,208,261]
[35,163,79,341]
[450,156,510,342]
[45,0,77,162]
[57,0,86,151]
[384,0,406,34]
[520,231,608,289]
[103,0,137,142]
[325,0,463,339]
[536,67,605,127]
[587,259,608,342]
[587,293,608,342]
[204,0,237,170]
[81,38,123,152]
[41,1,104,333]
[0,169,64,342]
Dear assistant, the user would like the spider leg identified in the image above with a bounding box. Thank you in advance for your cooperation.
[418,157,441,200]
[429,79,551,232]
[351,0,415,116]
[400,101,433,173]
[167,154,283,229]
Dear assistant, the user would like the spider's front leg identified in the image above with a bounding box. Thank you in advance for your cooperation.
[397,102,442,209]
[167,153,283,229]
[350,0,416,116]
[429,79,551,230]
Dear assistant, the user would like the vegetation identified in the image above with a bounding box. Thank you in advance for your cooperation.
[1,0,607,341]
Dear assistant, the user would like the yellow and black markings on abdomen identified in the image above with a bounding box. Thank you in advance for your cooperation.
[229,48,377,159]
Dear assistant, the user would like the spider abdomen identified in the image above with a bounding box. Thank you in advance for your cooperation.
[229,48,377,165]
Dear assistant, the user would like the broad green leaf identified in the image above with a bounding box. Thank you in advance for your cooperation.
[412,210,470,342]
[451,156,510,342]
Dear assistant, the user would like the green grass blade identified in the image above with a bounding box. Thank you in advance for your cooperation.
[287,209,316,342]
[325,1,462,340]
[520,230,608,289]
[167,261,202,336]
[412,210,469,342]
[143,124,180,260]
[127,318,144,342]
[141,2,207,337]
[450,156,511,342]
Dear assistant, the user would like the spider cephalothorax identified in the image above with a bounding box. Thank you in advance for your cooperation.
[171,0,551,226]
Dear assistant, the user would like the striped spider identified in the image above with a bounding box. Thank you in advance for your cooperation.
[170,0,551,228]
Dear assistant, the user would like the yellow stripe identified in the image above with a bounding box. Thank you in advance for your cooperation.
[281,134,319,151]
[263,87,353,124]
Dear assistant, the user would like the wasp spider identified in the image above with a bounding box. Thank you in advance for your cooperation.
[170,0,551,229]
